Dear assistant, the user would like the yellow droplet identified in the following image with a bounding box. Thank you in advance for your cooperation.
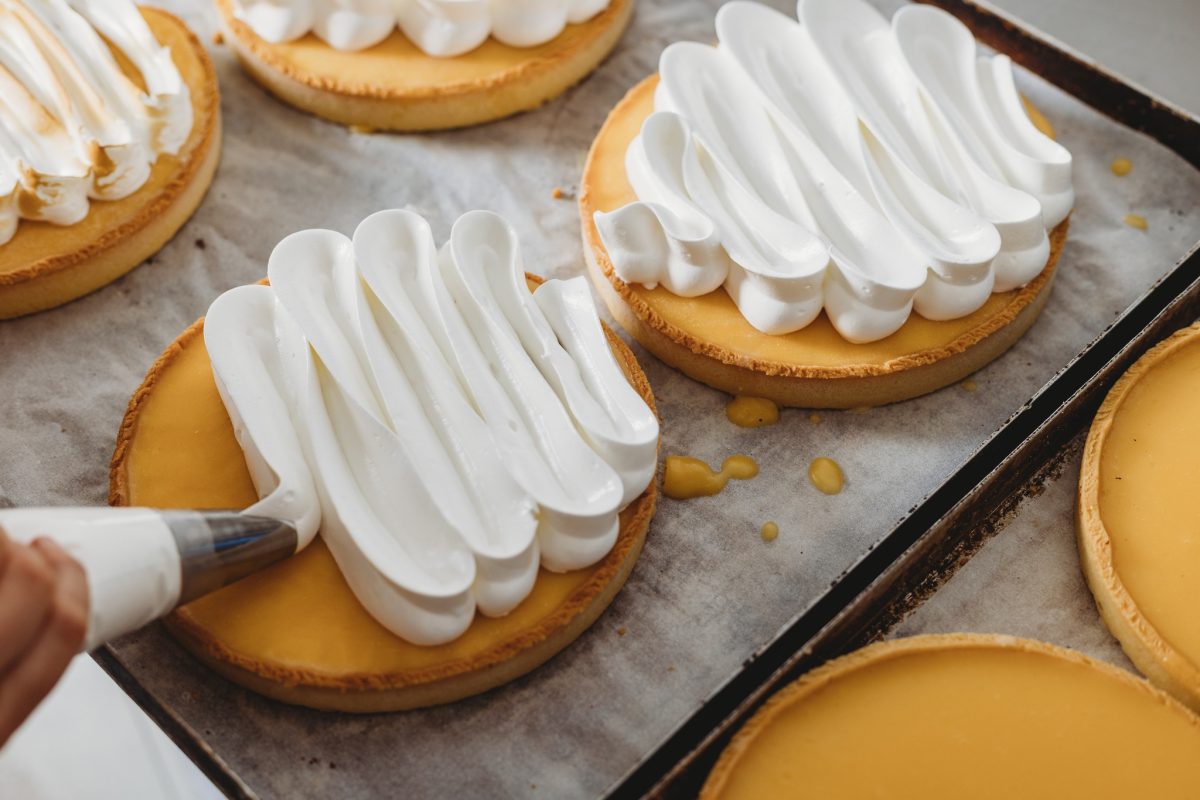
[849,406,871,415]
[1021,95,1056,139]
[760,521,779,542]
[349,124,376,134]
[808,457,844,495]
[1111,157,1132,176]
[808,412,822,425]
[961,378,978,393]
[663,454,759,500]
[1124,213,1148,231]
[726,395,780,428]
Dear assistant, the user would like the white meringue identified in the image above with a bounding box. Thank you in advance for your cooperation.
[596,0,1072,344]
[0,0,193,245]
[205,210,657,646]
[232,0,612,57]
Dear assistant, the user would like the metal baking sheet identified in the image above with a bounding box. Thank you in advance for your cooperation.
[890,434,1135,664]
[637,1,1200,792]
[0,1,1197,798]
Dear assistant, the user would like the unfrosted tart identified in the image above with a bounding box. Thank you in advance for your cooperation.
[702,634,1200,799]
[580,77,1069,408]
[214,0,633,131]
[0,8,220,319]
[1078,322,1200,712]
[108,275,658,713]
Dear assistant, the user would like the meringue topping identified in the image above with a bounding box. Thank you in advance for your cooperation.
[0,0,193,245]
[204,210,658,646]
[595,0,1073,344]
[232,0,612,57]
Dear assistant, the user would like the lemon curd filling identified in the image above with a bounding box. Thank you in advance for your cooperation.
[703,637,1200,799]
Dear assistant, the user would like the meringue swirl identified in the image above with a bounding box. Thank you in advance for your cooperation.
[232,0,612,56]
[0,0,193,245]
[595,0,1073,344]
[204,210,658,646]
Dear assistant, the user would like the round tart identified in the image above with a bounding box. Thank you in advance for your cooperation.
[580,77,1070,408]
[214,0,633,131]
[1078,322,1200,712]
[109,276,658,712]
[0,8,221,320]
[702,634,1200,799]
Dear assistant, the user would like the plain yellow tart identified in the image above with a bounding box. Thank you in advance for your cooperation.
[702,634,1200,799]
[108,276,658,712]
[214,0,633,131]
[0,8,221,320]
[580,77,1069,408]
[1078,322,1200,712]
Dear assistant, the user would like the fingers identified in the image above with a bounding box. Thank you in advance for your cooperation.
[0,537,89,748]
[0,527,58,674]
[31,537,89,651]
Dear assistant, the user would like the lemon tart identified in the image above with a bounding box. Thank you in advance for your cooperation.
[109,211,659,713]
[702,634,1200,799]
[580,0,1072,408]
[0,3,220,319]
[1078,322,1200,712]
[214,0,633,131]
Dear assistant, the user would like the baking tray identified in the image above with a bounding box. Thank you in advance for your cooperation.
[66,1,1199,797]
[627,1,1200,796]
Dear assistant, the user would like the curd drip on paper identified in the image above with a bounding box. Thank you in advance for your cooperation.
[725,395,779,428]
[662,454,757,500]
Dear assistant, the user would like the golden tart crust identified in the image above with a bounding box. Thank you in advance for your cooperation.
[580,77,1069,408]
[0,8,221,319]
[108,276,659,712]
[1078,322,1200,712]
[702,634,1200,799]
[214,0,634,131]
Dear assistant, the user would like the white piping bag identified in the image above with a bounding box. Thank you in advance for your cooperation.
[0,301,322,653]
[0,507,309,652]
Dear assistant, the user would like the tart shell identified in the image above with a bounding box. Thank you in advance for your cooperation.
[108,276,659,712]
[702,634,1200,799]
[580,77,1069,408]
[0,8,221,320]
[214,0,634,131]
[1077,322,1200,712]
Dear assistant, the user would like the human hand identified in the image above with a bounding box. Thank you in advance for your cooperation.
[0,525,88,748]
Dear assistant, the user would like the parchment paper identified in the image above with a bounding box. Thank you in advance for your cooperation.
[0,0,1198,797]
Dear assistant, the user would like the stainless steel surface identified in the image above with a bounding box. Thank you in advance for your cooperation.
[164,511,298,605]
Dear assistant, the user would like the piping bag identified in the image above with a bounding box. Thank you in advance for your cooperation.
[0,251,335,651]
[0,283,327,652]
[0,370,322,653]
[0,507,313,652]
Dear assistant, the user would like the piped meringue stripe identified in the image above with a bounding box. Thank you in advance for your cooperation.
[232,0,612,57]
[0,0,192,245]
[595,0,1072,344]
[204,210,658,646]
